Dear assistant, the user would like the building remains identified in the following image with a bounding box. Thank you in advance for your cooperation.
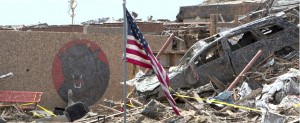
[0,0,299,122]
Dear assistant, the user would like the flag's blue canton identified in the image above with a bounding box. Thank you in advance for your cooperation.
[126,10,149,55]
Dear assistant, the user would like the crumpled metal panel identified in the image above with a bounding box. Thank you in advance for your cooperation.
[135,75,161,93]
[135,72,181,93]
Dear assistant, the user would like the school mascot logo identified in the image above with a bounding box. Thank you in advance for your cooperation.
[52,39,110,106]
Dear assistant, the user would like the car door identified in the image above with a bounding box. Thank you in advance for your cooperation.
[186,39,236,87]
[226,24,291,74]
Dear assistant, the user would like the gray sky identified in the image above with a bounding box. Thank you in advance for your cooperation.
[0,0,203,25]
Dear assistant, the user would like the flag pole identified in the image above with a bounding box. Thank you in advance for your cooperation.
[122,0,127,122]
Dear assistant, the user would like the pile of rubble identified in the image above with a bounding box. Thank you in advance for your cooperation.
[85,50,298,123]
[0,50,299,123]
[0,1,299,123]
[20,49,295,123]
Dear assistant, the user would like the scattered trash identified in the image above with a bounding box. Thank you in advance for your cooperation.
[276,95,300,115]
[29,110,52,118]
[208,91,234,107]
[261,109,286,123]
[256,68,300,110]
[103,98,116,107]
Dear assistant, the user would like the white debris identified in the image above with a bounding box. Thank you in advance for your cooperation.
[238,82,256,108]
[121,70,145,86]
[256,68,300,110]
[276,95,300,111]
[0,72,13,79]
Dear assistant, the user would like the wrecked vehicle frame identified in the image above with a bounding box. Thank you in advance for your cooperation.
[133,13,299,100]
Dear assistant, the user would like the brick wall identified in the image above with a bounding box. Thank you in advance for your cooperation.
[90,22,164,34]
[0,30,170,109]
[13,22,163,35]
[21,25,83,33]
[83,26,123,34]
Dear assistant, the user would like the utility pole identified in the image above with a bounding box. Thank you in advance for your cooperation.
[69,0,78,25]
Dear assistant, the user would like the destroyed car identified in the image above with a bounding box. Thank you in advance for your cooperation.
[133,13,299,100]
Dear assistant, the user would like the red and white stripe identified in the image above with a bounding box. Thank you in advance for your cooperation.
[125,35,180,115]
[145,47,180,115]
[126,35,152,68]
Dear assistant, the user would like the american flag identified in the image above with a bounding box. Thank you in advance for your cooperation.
[125,8,180,115]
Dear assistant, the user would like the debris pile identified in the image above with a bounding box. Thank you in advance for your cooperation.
[76,48,298,123]
[0,1,298,123]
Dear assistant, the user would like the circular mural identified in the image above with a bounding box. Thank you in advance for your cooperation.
[52,39,110,106]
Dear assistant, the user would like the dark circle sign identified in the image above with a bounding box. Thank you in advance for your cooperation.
[52,39,110,106]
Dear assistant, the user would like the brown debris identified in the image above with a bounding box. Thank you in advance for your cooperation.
[83,53,297,123]
[0,1,298,123]
[1,44,298,123]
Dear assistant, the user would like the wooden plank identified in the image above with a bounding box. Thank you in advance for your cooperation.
[98,104,122,113]
[210,14,218,36]
[234,15,239,27]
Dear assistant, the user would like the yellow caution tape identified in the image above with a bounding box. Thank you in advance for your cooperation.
[293,103,300,108]
[21,103,56,116]
[175,94,261,112]
[120,102,136,108]
[37,104,56,116]
[20,102,34,106]
[126,104,136,108]
[168,87,261,112]
[31,111,45,118]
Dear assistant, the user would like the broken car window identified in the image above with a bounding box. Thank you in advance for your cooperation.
[227,31,257,51]
[259,24,284,36]
[227,33,244,45]
[196,42,224,66]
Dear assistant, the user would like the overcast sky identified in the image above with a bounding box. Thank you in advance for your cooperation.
[0,0,203,25]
